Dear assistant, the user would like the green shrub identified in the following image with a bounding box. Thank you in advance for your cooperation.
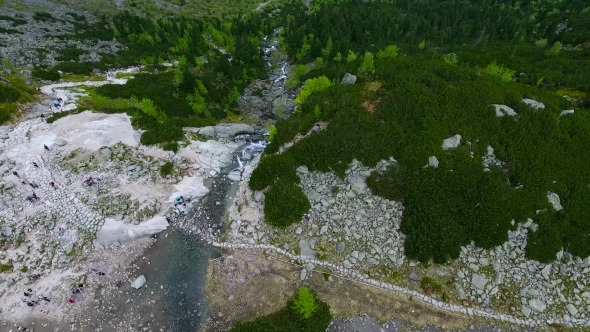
[264,178,310,227]
[420,277,443,294]
[53,62,94,75]
[294,76,333,105]
[160,162,173,177]
[33,12,54,22]
[46,111,77,123]
[482,61,515,82]
[292,287,317,319]
[230,288,331,332]
[32,68,61,81]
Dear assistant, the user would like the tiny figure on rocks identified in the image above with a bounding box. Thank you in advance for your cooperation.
[49,182,55,188]
[32,162,38,168]
[186,196,191,203]
[183,203,186,207]
[69,298,75,304]
[98,272,106,276]
[58,227,64,236]
[21,298,27,302]
[72,288,80,294]
[24,292,31,297]
[42,296,50,302]
[21,179,26,185]
[78,283,84,289]
[40,113,45,118]
[13,171,20,178]
[18,326,29,331]
[26,302,34,307]
[27,288,32,293]
[44,144,49,151]
[32,193,38,200]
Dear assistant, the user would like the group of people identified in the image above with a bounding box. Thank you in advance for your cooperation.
[50,90,64,112]
[12,168,60,204]
[173,195,192,215]
[21,288,50,308]
[83,177,102,187]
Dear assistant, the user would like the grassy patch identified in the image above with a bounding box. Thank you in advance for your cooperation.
[33,12,54,22]
[160,162,173,177]
[0,262,13,273]
[61,73,106,82]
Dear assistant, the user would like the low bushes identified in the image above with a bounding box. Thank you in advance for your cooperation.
[230,288,331,332]
[32,68,61,81]
[251,57,590,263]
[52,62,94,75]
[264,178,310,227]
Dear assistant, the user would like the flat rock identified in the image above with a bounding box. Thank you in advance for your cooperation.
[528,298,547,312]
[54,139,68,146]
[227,171,241,182]
[298,239,316,258]
[300,269,307,280]
[336,242,345,254]
[566,303,578,316]
[442,134,462,150]
[3,226,12,236]
[348,176,367,195]
[19,245,29,254]
[198,126,216,138]
[131,275,146,289]
[471,273,488,290]
[409,272,420,281]
[64,243,74,255]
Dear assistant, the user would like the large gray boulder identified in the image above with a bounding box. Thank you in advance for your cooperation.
[522,98,545,109]
[341,73,357,84]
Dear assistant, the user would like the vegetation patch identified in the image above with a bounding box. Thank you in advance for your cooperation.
[264,178,310,227]
[159,162,173,177]
[229,287,331,332]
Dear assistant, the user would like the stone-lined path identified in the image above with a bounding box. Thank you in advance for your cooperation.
[210,241,590,328]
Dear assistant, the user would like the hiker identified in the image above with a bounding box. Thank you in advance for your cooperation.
[18,326,29,331]
[24,292,31,297]
[42,296,50,302]
[72,288,80,294]
[98,271,105,276]
[13,171,20,178]
[32,162,38,168]
[32,193,38,200]
[21,179,26,185]
[69,298,75,304]
[44,144,49,151]
[186,196,191,203]
[26,302,34,307]
[49,182,55,188]
[40,113,45,118]
[27,288,32,293]
[58,227,64,236]
[78,283,84,289]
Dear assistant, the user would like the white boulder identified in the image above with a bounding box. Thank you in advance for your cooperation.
[442,134,462,150]
[547,191,563,211]
[131,275,146,289]
[491,104,517,117]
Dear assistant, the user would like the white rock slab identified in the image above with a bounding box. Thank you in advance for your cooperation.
[131,275,146,289]
[442,134,462,150]
[522,98,545,109]
[547,191,563,211]
[491,104,517,117]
